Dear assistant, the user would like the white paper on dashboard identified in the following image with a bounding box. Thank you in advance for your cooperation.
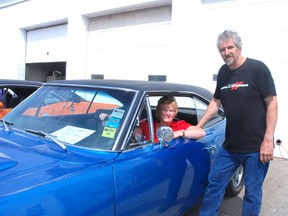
[50,125,95,144]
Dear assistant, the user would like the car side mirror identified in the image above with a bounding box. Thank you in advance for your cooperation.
[156,126,174,148]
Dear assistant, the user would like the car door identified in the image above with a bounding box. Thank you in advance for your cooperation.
[112,96,212,216]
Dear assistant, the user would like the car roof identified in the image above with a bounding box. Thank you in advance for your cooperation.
[0,79,43,87]
[45,79,213,100]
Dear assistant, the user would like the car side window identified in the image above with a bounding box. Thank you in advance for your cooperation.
[148,95,198,125]
[0,88,14,108]
[148,95,224,127]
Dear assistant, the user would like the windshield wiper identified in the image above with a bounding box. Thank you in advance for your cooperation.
[0,119,13,133]
[25,129,67,151]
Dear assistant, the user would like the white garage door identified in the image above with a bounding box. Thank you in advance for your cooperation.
[87,5,172,80]
[26,25,67,63]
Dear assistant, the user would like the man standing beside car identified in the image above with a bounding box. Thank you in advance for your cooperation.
[197,29,278,216]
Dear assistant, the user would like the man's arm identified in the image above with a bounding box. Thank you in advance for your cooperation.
[197,98,222,128]
[260,95,278,163]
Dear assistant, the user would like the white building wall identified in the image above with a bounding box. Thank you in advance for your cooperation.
[0,0,287,157]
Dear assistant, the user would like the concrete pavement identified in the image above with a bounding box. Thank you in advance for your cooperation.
[185,157,288,216]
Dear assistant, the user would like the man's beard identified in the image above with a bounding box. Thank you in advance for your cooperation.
[225,58,233,66]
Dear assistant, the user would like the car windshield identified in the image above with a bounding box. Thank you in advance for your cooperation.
[3,85,135,150]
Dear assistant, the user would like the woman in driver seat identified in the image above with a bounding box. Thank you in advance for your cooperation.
[138,96,206,142]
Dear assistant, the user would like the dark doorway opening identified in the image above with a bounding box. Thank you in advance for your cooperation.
[26,62,66,82]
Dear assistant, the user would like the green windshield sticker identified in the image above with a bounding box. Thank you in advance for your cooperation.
[102,127,116,139]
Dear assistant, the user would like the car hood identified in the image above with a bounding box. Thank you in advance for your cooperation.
[0,129,118,197]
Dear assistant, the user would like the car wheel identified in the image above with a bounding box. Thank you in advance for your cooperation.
[225,165,244,198]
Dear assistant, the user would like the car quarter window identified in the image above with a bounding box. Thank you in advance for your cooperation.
[193,97,224,128]
[127,101,153,149]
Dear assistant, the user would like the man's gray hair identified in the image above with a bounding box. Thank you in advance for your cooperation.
[216,29,242,49]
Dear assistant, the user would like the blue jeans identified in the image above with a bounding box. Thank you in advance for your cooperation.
[199,147,269,216]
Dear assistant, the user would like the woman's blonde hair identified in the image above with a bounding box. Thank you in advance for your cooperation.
[155,96,178,120]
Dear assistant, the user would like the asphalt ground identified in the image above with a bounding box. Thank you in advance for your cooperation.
[184,157,288,216]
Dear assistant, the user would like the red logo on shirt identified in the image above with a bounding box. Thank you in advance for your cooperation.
[220,82,249,91]
[231,82,244,90]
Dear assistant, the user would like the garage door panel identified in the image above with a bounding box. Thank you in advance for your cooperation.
[89,6,171,31]
[87,46,171,68]
[88,24,171,50]
[87,5,172,76]
[26,25,67,63]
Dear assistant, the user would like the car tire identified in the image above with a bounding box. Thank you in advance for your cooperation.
[225,165,244,198]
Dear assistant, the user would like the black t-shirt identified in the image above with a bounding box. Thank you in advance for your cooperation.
[214,58,277,153]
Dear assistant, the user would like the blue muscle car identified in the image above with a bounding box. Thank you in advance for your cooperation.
[0,79,243,215]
